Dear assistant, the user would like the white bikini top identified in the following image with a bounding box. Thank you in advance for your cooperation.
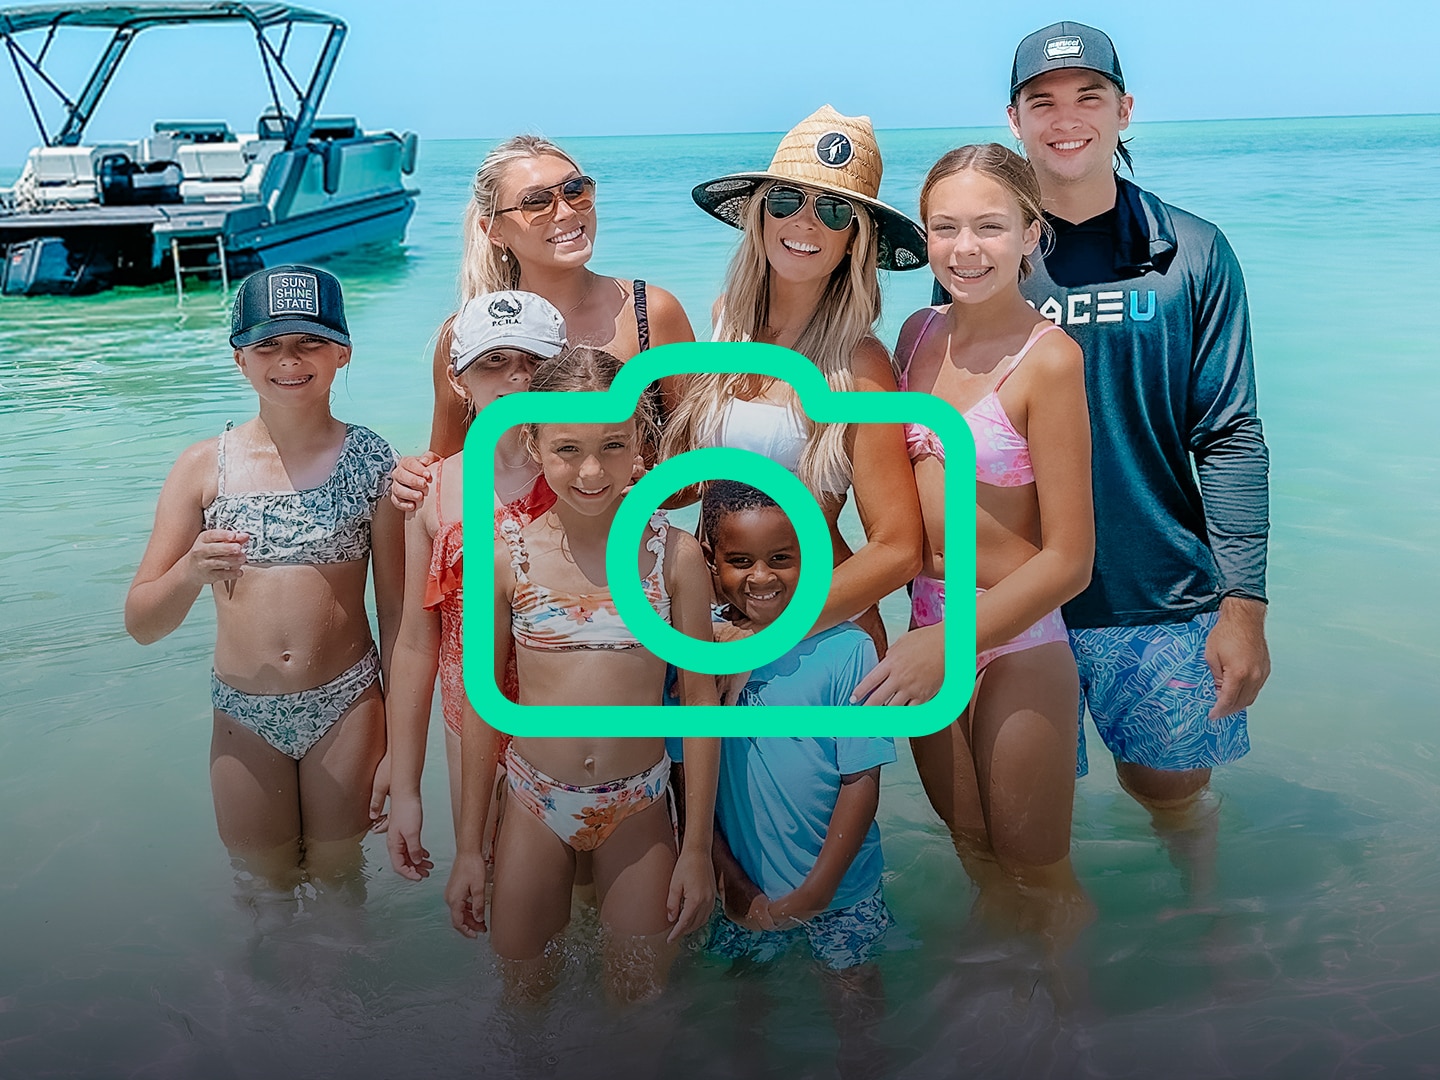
[714,397,808,474]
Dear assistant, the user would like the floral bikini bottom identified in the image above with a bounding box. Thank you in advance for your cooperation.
[503,745,673,852]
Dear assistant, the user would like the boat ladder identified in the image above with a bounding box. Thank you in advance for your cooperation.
[169,234,229,303]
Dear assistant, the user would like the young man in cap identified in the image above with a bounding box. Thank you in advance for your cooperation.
[996,22,1270,890]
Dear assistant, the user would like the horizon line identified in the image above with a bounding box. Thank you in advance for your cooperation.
[432,110,1440,143]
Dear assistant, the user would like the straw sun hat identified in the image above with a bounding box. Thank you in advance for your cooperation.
[691,105,926,272]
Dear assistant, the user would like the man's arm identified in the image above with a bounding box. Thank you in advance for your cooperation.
[1189,228,1271,714]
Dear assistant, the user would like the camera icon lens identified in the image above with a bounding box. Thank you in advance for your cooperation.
[609,447,831,676]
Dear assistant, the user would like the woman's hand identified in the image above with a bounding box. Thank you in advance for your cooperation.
[390,451,441,512]
[852,622,946,705]
[444,852,488,937]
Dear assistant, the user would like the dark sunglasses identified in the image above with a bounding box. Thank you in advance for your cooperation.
[495,175,597,223]
[763,184,856,232]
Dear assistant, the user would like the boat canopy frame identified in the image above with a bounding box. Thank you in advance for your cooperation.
[0,2,347,150]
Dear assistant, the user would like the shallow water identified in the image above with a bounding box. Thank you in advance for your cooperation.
[3,115,1440,1077]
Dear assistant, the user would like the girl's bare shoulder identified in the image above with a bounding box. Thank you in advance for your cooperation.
[894,306,945,370]
[163,433,224,504]
[1023,322,1084,379]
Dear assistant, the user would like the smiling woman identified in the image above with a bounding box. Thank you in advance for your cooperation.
[663,105,927,657]
[411,134,696,473]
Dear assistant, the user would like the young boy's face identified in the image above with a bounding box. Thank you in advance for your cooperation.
[706,507,801,629]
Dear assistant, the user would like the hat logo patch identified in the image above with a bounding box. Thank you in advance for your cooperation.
[488,295,523,326]
[815,132,853,169]
[1044,36,1084,60]
[267,272,319,317]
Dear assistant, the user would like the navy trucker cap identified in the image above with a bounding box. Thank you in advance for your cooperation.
[230,265,350,348]
[1011,21,1125,99]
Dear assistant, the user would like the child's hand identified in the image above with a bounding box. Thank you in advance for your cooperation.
[720,871,776,932]
[186,530,249,587]
[666,848,717,943]
[767,886,825,929]
[444,852,488,937]
[368,752,391,833]
[387,792,433,880]
[390,451,441,512]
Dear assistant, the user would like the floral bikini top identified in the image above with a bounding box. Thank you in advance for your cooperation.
[501,510,672,651]
[203,423,396,564]
[898,313,1060,488]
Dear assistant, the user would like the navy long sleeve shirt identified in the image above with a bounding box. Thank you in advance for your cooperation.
[938,176,1270,627]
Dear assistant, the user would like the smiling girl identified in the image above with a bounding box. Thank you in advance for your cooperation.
[858,145,1095,950]
[444,346,720,1004]
[125,266,402,895]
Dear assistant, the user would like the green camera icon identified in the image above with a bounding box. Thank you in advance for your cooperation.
[463,341,975,737]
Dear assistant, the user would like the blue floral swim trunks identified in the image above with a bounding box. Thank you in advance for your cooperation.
[706,885,891,971]
[1070,610,1250,777]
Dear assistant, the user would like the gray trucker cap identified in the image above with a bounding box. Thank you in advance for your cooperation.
[1011,21,1125,99]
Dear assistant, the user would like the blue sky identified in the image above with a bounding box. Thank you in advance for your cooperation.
[2,0,1436,165]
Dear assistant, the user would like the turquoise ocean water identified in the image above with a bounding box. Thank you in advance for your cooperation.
[3,115,1439,1077]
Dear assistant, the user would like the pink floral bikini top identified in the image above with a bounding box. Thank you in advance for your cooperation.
[501,510,672,651]
[898,312,1061,487]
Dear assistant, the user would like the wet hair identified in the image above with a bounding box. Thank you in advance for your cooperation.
[700,480,783,546]
[919,143,1053,281]
[660,179,882,497]
[459,134,584,302]
[519,345,658,457]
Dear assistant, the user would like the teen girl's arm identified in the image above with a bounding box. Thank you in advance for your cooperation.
[671,734,719,942]
[768,766,881,925]
[380,504,443,876]
[442,542,513,937]
[667,529,720,709]
[974,333,1092,653]
[429,315,469,460]
[817,338,923,632]
[661,527,721,939]
[851,622,945,706]
[365,486,407,832]
[125,440,244,644]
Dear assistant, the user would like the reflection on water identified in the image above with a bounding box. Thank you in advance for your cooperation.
[4,117,1440,1077]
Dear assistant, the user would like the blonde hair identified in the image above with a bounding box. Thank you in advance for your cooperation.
[660,181,882,495]
[459,134,583,302]
[919,143,1052,281]
[519,345,658,459]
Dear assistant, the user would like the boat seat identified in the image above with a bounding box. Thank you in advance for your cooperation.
[27,145,139,206]
[178,140,284,204]
[31,147,96,185]
[177,143,249,181]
